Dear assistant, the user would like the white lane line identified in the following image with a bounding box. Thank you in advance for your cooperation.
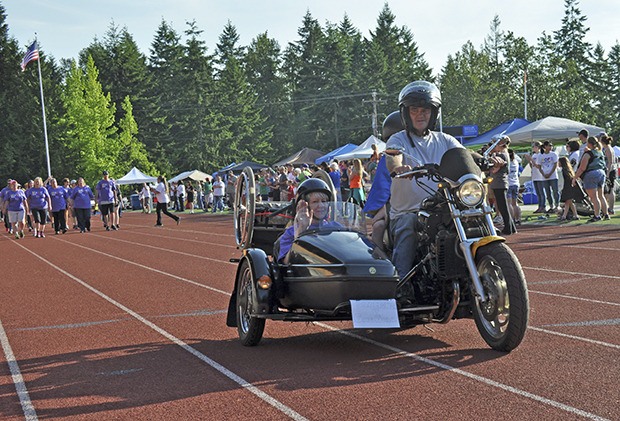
[523,266,620,281]
[529,290,620,306]
[315,322,610,421]
[528,327,620,350]
[517,241,620,252]
[105,229,237,249]
[0,319,38,421]
[53,237,232,295]
[120,222,235,238]
[87,232,237,264]
[10,241,308,421]
[542,318,620,327]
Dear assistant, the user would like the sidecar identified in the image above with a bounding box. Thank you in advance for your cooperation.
[226,167,399,346]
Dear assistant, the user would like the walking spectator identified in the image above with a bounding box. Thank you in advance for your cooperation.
[340,161,350,202]
[489,137,517,235]
[600,134,616,214]
[526,141,547,213]
[68,179,78,229]
[27,176,52,238]
[186,182,195,213]
[573,136,609,222]
[95,170,117,231]
[196,181,204,210]
[507,148,522,226]
[226,171,237,208]
[1,179,12,233]
[558,157,581,221]
[47,178,68,234]
[348,159,367,206]
[328,162,342,201]
[566,140,581,171]
[203,178,213,211]
[62,178,72,231]
[151,175,180,226]
[4,180,29,239]
[212,175,225,212]
[170,182,178,211]
[258,169,270,202]
[70,177,94,233]
[535,140,560,213]
[176,180,186,212]
[112,182,123,229]
[140,183,152,214]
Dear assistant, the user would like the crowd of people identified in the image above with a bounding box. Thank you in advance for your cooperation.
[479,129,617,225]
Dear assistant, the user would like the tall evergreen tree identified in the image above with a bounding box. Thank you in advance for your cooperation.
[61,56,118,183]
[214,22,271,166]
[245,32,291,158]
[145,19,185,174]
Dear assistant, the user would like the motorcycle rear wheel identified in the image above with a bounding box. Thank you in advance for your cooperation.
[236,259,265,346]
[473,242,529,352]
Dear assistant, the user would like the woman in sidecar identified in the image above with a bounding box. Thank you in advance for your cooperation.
[226,174,399,346]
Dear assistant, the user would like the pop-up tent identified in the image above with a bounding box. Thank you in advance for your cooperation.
[315,143,357,165]
[273,147,326,167]
[222,161,269,174]
[464,118,530,147]
[169,169,212,183]
[115,167,158,185]
[507,116,605,145]
[334,135,386,161]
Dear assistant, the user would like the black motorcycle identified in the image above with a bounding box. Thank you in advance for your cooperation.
[392,147,529,351]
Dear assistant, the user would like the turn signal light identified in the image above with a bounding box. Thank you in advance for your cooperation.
[257,275,272,289]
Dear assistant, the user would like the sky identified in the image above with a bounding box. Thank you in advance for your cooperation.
[4,0,619,75]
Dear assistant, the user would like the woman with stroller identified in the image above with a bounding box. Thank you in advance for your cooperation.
[572,136,610,222]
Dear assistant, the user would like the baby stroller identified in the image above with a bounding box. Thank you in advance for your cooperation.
[569,178,595,218]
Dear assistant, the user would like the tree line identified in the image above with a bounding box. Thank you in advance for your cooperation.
[0,0,618,184]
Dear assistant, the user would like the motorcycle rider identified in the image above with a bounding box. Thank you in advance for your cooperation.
[385,81,465,285]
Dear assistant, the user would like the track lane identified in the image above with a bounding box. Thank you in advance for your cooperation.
[1,212,618,420]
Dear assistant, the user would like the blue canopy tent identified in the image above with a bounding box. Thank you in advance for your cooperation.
[315,143,357,165]
[463,118,530,147]
[212,162,236,179]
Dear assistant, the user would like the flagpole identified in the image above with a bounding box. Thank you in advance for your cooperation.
[34,37,52,178]
[523,70,528,121]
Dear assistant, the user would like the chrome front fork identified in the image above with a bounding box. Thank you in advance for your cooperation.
[445,190,493,304]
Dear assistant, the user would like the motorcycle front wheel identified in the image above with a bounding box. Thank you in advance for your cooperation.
[473,242,529,352]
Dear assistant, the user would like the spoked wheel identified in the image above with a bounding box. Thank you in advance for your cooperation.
[236,259,265,346]
[233,167,256,249]
[473,242,529,352]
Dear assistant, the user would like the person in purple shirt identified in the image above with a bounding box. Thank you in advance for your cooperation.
[26,177,52,238]
[47,178,69,234]
[4,180,30,239]
[95,170,118,231]
[1,179,12,233]
[70,177,94,233]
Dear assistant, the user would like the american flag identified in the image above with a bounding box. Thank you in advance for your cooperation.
[21,41,39,71]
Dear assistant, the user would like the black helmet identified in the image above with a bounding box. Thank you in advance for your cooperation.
[382,111,405,141]
[295,178,332,207]
[398,81,441,133]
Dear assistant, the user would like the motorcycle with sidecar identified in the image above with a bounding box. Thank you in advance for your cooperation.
[226,154,529,352]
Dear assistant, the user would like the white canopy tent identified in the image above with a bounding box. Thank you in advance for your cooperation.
[334,135,386,161]
[169,170,212,183]
[115,167,157,185]
[507,116,605,145]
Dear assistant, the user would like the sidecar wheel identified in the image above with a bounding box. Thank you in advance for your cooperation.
[236,259,265,346]
[473,242,529,352]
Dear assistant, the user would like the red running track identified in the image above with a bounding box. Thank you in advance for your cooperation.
[0,212,618,420]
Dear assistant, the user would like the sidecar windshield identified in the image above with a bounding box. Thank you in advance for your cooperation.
[297,201,367,237]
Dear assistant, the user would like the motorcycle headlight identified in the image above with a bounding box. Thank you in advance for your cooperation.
[457,180,485,207]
